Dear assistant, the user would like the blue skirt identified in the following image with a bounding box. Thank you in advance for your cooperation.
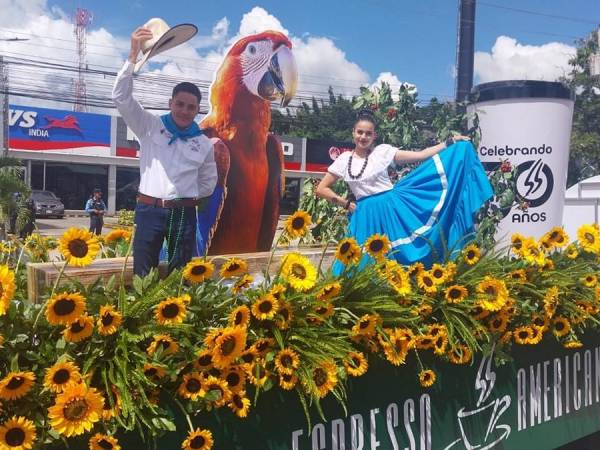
[333,141,493,274]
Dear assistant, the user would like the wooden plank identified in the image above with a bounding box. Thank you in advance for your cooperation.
[26,248,336,303]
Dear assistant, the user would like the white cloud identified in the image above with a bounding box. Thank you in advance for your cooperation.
[192,17,229,49]
[474,36,576,83]
[237,6,288,38]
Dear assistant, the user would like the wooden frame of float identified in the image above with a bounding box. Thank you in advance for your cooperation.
[26,248,335,302]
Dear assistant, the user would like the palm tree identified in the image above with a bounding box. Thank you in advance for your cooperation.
[0,155,29,240]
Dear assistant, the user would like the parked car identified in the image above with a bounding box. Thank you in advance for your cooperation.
[30,190,65,218]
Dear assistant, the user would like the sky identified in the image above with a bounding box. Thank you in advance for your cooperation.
[0,0,599,112]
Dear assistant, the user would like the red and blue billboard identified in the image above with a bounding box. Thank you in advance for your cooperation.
[8,105,111,155]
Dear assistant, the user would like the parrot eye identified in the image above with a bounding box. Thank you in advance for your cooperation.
[248,44,257,55]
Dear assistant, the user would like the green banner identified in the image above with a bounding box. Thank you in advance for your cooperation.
[111,338,600,450]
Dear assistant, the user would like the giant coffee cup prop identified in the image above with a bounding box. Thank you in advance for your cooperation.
[467,80,574,245]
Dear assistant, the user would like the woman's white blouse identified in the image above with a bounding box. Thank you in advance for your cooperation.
[327,144,397,199]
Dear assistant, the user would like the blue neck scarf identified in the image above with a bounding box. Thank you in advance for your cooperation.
[161,113,203,145]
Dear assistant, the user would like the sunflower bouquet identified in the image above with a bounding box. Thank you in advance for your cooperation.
[0,217,599,449]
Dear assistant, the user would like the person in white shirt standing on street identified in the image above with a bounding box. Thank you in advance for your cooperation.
[112,24,217,276]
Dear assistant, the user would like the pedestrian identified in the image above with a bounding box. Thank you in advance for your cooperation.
[85,188,106,235]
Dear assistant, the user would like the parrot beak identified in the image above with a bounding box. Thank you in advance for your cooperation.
[258,46,298,107]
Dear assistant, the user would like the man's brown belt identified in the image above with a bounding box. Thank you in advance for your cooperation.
[136,193,201,208]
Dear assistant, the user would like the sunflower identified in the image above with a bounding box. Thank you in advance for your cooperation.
[511,233,526,255]
[280,253,317,292]
[445,262,457,282]
[415,335,435,350]
[146,334,179,357]
[274,348,300,375]
[269,283,287,301]
[408,262,425,277]
[582,274,598,287]
[202,376,232,408]
[0,416,36,450]
[232,274,254,294]
[416,271,437,294]
[509,269,527,284]
[59,228,100,266]
[0,372,35,401]
[463,244,480,265]
[539,235,554,253]
[385,264,412,296]
[448,345,472,365]
[229,305,251,328]
[203,328,224,347]
[212,326,247,369]
[62,315,94,342]
[182,259,214,283]
[251,338,275,356]
[543,286,559,318]
[143,363,167,381]
[229,391,251,418]
[470,305,490,320]
[177,372,205,401]
[89,433,120,450]
[335,238,362,265]
[104,229,131,244]
[279,373,298,390]
[488,314,509,334]
[521,239,546,266]
[316,282,342,302]
[155,296,187,325]
[419,370,436,388]
[344,352,368,377]
[276,301,294,330]
[251,294,279,321]
[564,340,583,349]
[382,331,411,365]
[532,314,550,331]
[565,245,579,259]
[46,292,86,326]
[364,234,391,260]
[48,383,103,437]
[433,334,449,356]
[476,278,509,312]
[541,259,554,271]
[429,263,447,284]
[43,361,81,394]
[314,302,335,320]
[553,316,571,338]
[351,314,380,337]
[513,326,534,345]
[223,366,246,393]
[577,224,600,253]
[529,325,544,344]
[182,428,214,450]
[219,257,248,278]
[311,360,338,398]
[96,304,122,336]
[444,285,468,304]
[427,324,447,338]
[548,226,569,248]
[0,265,15,315]
[246,361,271,387]
[284,210,312,238]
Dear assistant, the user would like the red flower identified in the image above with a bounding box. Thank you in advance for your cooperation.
[386,108,398,119]
[500,160,512,173]
[369,104,379,111]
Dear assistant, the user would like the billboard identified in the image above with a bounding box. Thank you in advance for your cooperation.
[8,104,111,156]
[306,138,353,172]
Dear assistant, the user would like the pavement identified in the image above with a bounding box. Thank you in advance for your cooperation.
[35,215,121,237]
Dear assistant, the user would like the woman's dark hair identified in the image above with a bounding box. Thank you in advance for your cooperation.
[354,109,377,128]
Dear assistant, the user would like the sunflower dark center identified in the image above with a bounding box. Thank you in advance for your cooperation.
[70,320,85,333]
[54,298,76,316]
[220,336,237,356]
[340,242,350,254]
[423,277,433,287]
[423,372,432,381]
[359,319,370,329]
[6,376,24,390]
[145,368,157,377]
[256,341,269,352]
[5,427,25,446]
[159,339,171,350]
[369,240,384,252]
[484,286,497,296]
[351,356,361,367]
[98,439,114,450]
[197,354,212,367]
[291,264,306,279]
[101,313,114,326]
[0,285,3,297]
[233,395,245,409]
[226,372,241,387]
[313,368,327,387]
[513,240,523,249]
[208,367,221,378]
[162,303,180,319]
[191,265,207,276]
[282,373,293,382]
[518,331,529,339]
[280,355,293,367]
[292,217,305,230]
[234,311,244,325]
[258,301,273,313]
[190,436,206,449]
[280,308,290,320]
[68,239,88,258]
[316,306,327,315]
[186,378,202,393]
[449,289,461,299]
[585,232,595,243]
[241,353,255,364]
[433,269,443,278]
[227,262,240,272]
[53,368,71,384]
[467,250,476,259]
[493,319,502,328]
[64,399,89,420]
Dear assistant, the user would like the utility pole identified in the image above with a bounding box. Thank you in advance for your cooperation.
[0,55,8,156]
[73,8,92,112]
[590,28,600,77]
[455,0,477,102]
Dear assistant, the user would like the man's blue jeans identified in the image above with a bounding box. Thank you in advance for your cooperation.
[133,203,197,277]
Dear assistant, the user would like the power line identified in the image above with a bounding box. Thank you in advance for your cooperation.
[478,1,600,25]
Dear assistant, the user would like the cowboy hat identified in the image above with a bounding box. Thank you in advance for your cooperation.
[134,18,198,73]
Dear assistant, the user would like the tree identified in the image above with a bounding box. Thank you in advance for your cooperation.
[563,30,600,187]
[0,156,29,240]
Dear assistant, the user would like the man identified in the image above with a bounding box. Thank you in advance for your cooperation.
[112,26,217,276]
[85,188,106,235]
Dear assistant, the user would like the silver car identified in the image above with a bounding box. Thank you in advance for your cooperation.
[31,190,65,218]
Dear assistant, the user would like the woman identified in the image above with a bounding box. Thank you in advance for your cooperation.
[316,110,493,270]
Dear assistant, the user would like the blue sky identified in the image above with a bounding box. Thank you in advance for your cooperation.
[2,0,599,110]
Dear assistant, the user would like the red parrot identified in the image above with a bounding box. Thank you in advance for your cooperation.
[198,31,298,255]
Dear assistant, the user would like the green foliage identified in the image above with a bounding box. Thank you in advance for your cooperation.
[297,179,348,244]
[117,209,135,227]
[0,156,29,239]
